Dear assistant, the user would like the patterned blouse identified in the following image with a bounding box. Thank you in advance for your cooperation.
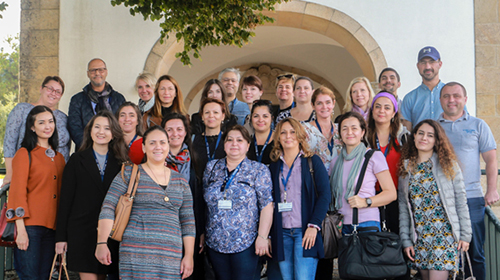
[203,157,273,254]
[4,103,71,161]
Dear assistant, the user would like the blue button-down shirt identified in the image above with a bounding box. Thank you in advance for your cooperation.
[401,81,445,127]
[229,98,250,126]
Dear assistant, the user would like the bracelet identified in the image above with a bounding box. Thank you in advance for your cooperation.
[96,242,107,245]
[258,234,268,241]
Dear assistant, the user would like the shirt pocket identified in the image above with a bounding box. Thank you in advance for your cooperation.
[460,129,478,151]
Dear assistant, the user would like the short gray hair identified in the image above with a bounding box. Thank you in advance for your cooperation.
[218,68,241,81]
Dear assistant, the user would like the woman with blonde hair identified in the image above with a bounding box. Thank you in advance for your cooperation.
[343,77,375,121]
[143,75,188,128]
[135,72,157,113]
[269,118,331,279]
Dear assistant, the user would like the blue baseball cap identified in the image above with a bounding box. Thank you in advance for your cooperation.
[418,46,440,61]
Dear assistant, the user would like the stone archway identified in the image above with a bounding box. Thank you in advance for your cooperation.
[142,0,387,111]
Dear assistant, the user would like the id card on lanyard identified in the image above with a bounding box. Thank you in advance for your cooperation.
[278,153,300,212]
[205,132,222,161]
[218,160,242,210]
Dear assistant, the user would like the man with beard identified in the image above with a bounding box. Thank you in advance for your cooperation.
[378,67,402,109]
[67,58,126,149]
[401,46,445,129]
[218,68,250,125]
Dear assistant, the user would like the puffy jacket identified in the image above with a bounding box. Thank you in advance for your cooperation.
[398,153,472,248]
[67,83,125,149]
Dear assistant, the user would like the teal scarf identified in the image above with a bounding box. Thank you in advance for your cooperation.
[329,143,367,210]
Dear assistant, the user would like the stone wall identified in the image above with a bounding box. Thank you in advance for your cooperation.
[19,0,59,103]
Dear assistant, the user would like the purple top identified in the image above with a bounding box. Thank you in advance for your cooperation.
[329,150,388,224]
[279,153,303,228]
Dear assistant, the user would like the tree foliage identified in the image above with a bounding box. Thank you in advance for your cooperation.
[111,0,289,65]
[0,35,19,167]
[0,2,7,19]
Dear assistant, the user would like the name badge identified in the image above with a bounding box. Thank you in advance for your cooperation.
[278,202,293,212]
[218,199,232,210]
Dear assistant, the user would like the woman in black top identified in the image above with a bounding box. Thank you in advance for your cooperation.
[247,100,274,166]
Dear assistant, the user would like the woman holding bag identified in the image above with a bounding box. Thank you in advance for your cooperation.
[55,111,128,280]
[399,120,471,280]
[269,118,331,280]
[7,105,65,280]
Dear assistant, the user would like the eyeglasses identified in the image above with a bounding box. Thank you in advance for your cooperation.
[43,86,63,96]
[276,74,295,82]
[88,68,107,74]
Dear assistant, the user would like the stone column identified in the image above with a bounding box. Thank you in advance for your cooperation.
[20,0,59,103]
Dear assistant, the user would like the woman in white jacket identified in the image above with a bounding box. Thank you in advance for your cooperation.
[398,119,471,280]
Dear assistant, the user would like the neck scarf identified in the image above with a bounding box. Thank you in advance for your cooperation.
[352,105,369,121]
[330,143,367,210]
[138,96,155,113]
[166,143,191,178]
[87,83,112,113]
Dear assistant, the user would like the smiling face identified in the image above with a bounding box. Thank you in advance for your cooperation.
[414,123,435,154]
[251,106,272,133]
[313,94,335,120]
[39,80,63,109]
[136,79,154,102]
[224,130,250,161]
[276,79,294,104]
[372,97,396,125]
[165,119,187,151]
[87,59,107,88]
[143,129,170,164]
[221,71,239,98]
[241,84,263,104]
[207,84,223,100]
[202,102,225,130]
[417,58,442,82]
[294,79,313,103]
[279,121,299,150]
[379,70,401,94]
[91,116,113,146]
[350,82,370,109]
[32,111,55,141]
[118,106,139,134]
[440,84,467,119]
[340,117,365,149]
[158,79,177,107]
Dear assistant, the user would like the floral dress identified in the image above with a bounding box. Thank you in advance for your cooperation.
[408,160,458,271]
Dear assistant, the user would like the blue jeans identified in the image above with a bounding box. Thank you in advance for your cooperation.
[342,220,381,235]
[14,226,55,280]
[207,243,260,280]
[279,228,318,280]
[466,197,485,280]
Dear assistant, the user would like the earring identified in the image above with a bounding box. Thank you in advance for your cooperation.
[391,117,394,122]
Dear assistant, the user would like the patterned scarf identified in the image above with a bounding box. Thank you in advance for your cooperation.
[166,144,191,177]
[87,83,112,113]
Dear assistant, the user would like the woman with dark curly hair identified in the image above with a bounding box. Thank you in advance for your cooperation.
[398,119,471,280]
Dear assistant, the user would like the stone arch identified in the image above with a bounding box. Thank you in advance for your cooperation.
[142,0,387,111]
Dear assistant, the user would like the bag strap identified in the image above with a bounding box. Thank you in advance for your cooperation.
[352,149,375,226]
[121,164,140,197]
[49,253,70,280]
[308,157,319,198]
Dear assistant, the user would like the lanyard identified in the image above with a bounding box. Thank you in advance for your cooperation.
[291,101,296,109]
[254,131,272,163]
[315,119,334,153]
[92,150,108,181]
[128,134,138,148]
[280,153,300,202]
[376,134,391,158]
[220,160,243,199]
[205,132,222,161]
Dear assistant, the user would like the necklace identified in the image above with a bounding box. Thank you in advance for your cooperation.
[146,163,170,202]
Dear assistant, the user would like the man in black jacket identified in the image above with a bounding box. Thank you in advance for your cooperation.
[67,58,126,150]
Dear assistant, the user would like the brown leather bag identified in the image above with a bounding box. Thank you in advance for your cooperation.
[109,164,140,241]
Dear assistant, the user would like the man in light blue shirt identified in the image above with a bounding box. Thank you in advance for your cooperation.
[438,82,499,280]
[218,68,250,126]
[401,46,445,129]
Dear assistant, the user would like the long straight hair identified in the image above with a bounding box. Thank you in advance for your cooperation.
[367,98,402,153]
[79,110,129,163]
[151,75,187,118]
[21,105,59,153]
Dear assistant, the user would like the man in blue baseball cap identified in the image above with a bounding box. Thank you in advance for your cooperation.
[401,46,445,129]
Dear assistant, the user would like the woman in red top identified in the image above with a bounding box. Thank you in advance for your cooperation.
[7,105,65,280]
[116,102,145,164]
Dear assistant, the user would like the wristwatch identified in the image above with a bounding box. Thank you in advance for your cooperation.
[365,198,372,207]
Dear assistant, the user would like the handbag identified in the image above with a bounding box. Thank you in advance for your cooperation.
[307,158,343,259]
[49,253,69,280]
[0,184,16,247]
[109,164,140,242]
[454,250,476,280]
[338,150,407,279]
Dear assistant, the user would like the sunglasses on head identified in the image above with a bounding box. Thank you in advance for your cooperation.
[276,74,295,82]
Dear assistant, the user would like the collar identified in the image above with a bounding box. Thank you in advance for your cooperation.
[438,110,469,123]
[419,80,443,92]
[279,150,304,164]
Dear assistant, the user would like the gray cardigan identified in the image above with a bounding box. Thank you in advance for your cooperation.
[398,153,472,248]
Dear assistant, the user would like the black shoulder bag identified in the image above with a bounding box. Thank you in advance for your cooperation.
[338,150,407,279]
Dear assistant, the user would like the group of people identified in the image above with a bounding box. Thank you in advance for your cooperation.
[2,45,497,280]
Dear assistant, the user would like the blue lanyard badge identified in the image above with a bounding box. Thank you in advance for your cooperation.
[376,134,391,158]
[92,150,108,181]
[220,160,242,199]
[280,153,300,202]
[205,132,222,161]
[254,131,272,163]
[128,134,138,148]
[315,120,334,153]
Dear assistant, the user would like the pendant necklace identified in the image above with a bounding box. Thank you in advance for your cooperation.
[147,163,169,202]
